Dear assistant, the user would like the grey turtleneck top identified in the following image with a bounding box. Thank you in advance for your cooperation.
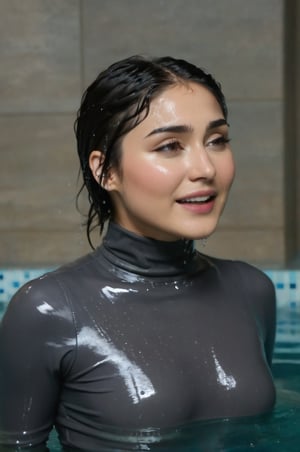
[0,223,276,451]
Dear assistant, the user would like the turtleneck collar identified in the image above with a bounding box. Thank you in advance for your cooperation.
[99,222,207,277]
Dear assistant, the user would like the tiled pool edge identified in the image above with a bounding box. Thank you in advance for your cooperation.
[264,270,300,309]
[0,268,52,315]
[0,269,300,315]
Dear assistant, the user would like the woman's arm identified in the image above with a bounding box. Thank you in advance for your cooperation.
[0,276,74,449]
[235,261,277,367]
[261,276,276,367]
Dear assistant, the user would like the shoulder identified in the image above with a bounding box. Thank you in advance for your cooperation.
[232,260,275,301]
[199,253,276,311]
[49,247,105,288]
[6,247,103,321]
[206,255,276,320]
[1,271,68,331]
[1,252,92,322]
[202,254,275,296]
[2,250,103,327]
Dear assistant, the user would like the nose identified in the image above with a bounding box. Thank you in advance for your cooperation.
[187,146,216,181]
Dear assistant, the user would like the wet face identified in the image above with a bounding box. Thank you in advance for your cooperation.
[91,82,235,241]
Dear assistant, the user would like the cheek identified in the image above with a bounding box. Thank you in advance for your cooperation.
[123,157,182,195]
[217,153,235,188]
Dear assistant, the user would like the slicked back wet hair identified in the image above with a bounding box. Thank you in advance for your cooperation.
[74,55,228,248]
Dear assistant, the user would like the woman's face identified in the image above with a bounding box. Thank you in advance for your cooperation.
[95,82,235,241]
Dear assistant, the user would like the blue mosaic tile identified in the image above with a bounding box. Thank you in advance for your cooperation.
[0,269,300,311]
[0,268,51,306]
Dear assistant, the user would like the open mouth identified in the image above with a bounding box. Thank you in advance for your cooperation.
[176,195,216,204]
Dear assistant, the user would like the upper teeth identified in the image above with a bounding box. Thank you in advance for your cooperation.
[181,196,211,203]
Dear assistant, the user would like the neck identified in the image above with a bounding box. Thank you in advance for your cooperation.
[99,222,208,277]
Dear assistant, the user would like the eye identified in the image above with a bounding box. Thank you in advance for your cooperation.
[206,136,231,150]
[153,140,184,153]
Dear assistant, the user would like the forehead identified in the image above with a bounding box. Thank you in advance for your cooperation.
[145,82,223,130]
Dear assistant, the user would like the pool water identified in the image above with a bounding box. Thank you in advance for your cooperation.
[44,309,300,452]
[46,380,300,451]
[47,392,300,451]
[1,304,299,451]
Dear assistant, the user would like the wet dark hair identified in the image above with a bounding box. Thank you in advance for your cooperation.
[74,55,228,248]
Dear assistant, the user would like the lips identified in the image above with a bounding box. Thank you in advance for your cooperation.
[175,191,217,214]
[176,191,216,204]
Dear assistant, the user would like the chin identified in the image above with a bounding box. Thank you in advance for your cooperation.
[179,222,219,241]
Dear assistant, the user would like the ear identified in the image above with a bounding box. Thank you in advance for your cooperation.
[89,150,104,183]
[89,150,121,191]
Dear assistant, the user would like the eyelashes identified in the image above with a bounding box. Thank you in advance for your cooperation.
[153,140,184,153]
[153,136,231,153]
[207,136,231,148]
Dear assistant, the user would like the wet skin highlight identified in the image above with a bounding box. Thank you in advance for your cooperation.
[90,83,235,241]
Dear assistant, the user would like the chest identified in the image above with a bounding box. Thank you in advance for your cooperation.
[60,279,275,428]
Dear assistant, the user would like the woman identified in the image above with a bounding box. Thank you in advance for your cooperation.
[0,56,276,451]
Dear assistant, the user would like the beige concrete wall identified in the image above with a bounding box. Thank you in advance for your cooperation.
[285,0,300,268]
[0,0,287,267]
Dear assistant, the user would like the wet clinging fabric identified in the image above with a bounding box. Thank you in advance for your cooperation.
[0,222,276,450]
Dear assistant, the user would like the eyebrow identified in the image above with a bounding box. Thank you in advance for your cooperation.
[145,118,228,138]
[145,124,193,138]
[207,118,229,130]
